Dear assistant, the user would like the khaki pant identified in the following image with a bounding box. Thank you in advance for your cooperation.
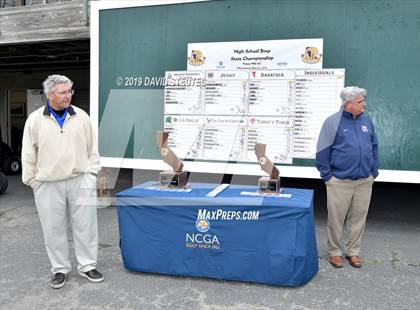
[33,173,98,274]
[326,175,374,257]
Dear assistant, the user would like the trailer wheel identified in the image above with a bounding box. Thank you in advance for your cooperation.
[2,156,21,175]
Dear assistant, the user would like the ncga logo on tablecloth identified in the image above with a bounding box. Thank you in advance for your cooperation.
[185,218,220,249]
[196,219,210,232]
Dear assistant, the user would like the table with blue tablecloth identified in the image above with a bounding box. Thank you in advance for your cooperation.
[116,182,318,286]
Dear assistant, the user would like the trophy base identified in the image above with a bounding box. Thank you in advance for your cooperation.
[258,176,281,194]
[159,170,189,188]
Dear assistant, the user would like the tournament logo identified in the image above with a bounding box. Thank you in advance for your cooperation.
[186,218,220,249]
[216,60,225,69]
[188,50,206,66]
[361,125,368,132]
[301,47,322,64]
[195,219,210,233]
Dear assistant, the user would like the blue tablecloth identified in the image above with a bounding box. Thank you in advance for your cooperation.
[117,182,318,286]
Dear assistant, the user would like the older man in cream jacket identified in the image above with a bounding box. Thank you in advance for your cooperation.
[22,75,104,289]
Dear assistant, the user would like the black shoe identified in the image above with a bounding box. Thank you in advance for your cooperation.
[50,273,66,289]
[78,269,104,283]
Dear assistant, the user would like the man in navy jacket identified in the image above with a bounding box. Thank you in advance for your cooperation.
[316,86,379,268]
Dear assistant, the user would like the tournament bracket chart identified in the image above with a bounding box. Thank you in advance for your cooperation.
[248,70,295,164]
[203,70,248,115]
[203,116,247,161]
[164,71,204,115]
[293,69,345,158]
[163,69,344,162]
[202,71,249,161]
[163,115,204,159]
[247,116,294,164]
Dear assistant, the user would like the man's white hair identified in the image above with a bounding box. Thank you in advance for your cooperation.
[340,86,367,105]
[42,74,73,96]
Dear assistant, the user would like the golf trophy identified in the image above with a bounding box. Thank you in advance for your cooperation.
[254,143,281,194]
[156,131,189,188]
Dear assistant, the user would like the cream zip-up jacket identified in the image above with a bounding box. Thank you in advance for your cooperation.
[22,104,101,189]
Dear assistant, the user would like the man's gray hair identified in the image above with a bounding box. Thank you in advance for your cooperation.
[340,86,367,105]
[42,74,73,96]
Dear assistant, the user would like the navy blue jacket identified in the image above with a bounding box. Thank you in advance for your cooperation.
[316,109,379,181]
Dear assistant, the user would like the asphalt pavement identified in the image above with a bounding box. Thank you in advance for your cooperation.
[1,170,419,310]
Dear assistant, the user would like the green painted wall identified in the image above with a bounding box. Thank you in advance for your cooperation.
[99,0,420,171]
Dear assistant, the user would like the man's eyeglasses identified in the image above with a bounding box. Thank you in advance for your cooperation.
[56,89,75,96]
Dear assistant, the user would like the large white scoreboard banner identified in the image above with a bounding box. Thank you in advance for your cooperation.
[187,38,323,70]
[163,69,344,164]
